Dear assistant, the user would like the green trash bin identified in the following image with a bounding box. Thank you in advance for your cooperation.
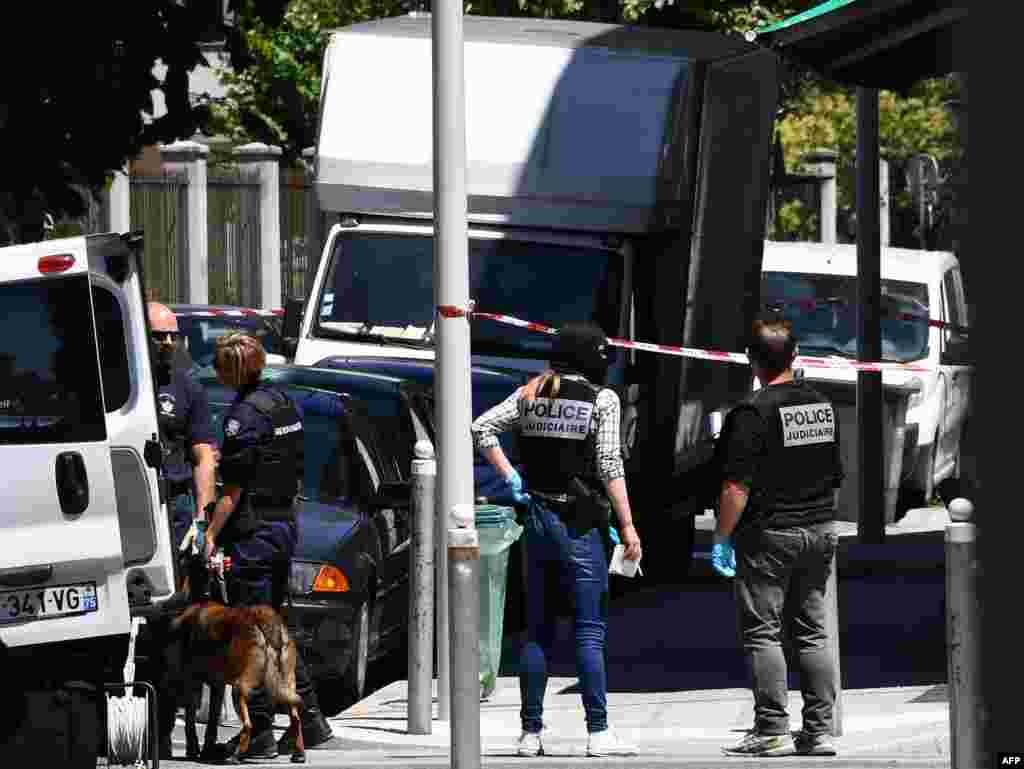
[475,504,523,700]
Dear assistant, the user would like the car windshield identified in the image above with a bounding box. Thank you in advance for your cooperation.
[316,233,624,359]
[177,315,284,373]
[762,272,931,363]
[0,276,106,444]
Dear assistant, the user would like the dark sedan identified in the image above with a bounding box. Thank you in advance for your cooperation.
[170,304,288,374]
[199,364,428,715]
[310,356,530,501]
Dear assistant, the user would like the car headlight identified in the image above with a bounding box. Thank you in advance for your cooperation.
[290,562,350,595]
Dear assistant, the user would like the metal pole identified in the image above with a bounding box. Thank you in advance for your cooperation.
[449,528,481,769]
[856,87,884,545]
[431,0,476,736]
[408,440,436,734]
[435,482,451,722]
[947,521,983,769]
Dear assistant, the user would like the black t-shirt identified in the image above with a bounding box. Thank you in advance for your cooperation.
[157,372,215,483]
[718,407,765,488]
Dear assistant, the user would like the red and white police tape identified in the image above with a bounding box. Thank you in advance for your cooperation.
[436,304,958,374]
[173,308,284,318]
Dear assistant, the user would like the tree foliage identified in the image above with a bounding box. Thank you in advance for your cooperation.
[772,75,961,246]
[0,1,289,245]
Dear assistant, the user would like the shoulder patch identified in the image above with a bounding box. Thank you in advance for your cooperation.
[224,418,241,437]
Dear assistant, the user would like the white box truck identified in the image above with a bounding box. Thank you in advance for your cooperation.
[285,15,781,576]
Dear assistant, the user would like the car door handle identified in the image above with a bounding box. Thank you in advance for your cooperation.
[56,451,90,517]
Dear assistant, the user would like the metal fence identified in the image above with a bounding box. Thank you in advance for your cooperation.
[130,173,188,302]
[280,179,323,303]
[208,172,261,307]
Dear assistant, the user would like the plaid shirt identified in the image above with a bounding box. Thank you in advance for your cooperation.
[471,375,625,482]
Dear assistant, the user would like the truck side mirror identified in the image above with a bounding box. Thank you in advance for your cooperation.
[282,296,304,350]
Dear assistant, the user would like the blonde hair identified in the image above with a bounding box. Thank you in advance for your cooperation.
[214,332,266,387]
[521,371,561,402]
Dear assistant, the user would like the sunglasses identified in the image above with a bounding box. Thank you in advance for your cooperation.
[150,330,182,343]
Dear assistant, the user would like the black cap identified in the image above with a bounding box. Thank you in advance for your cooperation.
[552,321,609,383]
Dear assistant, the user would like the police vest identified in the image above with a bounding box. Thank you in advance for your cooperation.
[157,384,190,483]
[735,381,843,531]
[518,377,601,495]
[235,386,304,531]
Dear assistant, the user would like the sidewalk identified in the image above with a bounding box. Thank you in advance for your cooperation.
[324,675,950,762]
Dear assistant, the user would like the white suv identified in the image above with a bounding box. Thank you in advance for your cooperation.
[761,241,971,512]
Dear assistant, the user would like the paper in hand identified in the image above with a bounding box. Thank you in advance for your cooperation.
[608,544,642,578]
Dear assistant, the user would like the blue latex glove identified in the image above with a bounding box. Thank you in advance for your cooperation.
[505,468,531,505]
[711,536,736,578]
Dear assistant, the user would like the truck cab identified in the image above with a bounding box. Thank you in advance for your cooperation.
[0,233,177,764]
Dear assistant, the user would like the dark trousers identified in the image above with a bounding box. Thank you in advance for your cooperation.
[227,522,318,733]
[520,499,609,734]
[734,522,838,737]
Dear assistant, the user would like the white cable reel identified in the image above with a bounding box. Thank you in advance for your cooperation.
[106,616,151,767]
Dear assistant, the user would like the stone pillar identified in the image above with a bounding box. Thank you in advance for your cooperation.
[105,167,131,234]
[160,140,209,304]
[236,143,283,310]
[302,146,325,297]
[802,148,838,243]
[879,156,891,247]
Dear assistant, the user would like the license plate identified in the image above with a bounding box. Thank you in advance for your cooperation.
[0,583,98,623]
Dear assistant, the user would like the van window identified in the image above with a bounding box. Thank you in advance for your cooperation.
[92,286,131,412]
[0,275,107,444]
[762,272,930,363]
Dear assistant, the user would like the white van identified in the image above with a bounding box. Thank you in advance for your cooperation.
[0,233,178,764]
[761,241,971,509]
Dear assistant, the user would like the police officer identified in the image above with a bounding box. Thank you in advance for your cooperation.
[148,302,219,760]
[472,322,641,758]
[712,312,843,758]
[203,332,334,761]
[147,302,217,552]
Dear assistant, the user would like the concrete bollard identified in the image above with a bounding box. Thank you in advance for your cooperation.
[946,521,983,769]
[448,527,481,769]
[408,441,436,735]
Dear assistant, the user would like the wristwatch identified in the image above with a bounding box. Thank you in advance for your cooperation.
[203,501,217,518]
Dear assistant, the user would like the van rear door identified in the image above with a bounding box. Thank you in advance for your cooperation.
[0,234,174,648]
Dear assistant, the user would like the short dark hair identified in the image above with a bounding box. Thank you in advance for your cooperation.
[747,312,797,373]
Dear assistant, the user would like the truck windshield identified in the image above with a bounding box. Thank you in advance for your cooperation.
[762,271,930,363]
[316,233,624,359]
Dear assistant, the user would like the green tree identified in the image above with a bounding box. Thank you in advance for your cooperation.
[773,75,960,246]
[0,1,289,245]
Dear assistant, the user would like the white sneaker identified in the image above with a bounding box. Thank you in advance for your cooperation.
[516,730,544,756]
[587,729,637,757]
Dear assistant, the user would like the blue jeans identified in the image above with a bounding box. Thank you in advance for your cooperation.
[520,499,609,734]
[734,522,838,737]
